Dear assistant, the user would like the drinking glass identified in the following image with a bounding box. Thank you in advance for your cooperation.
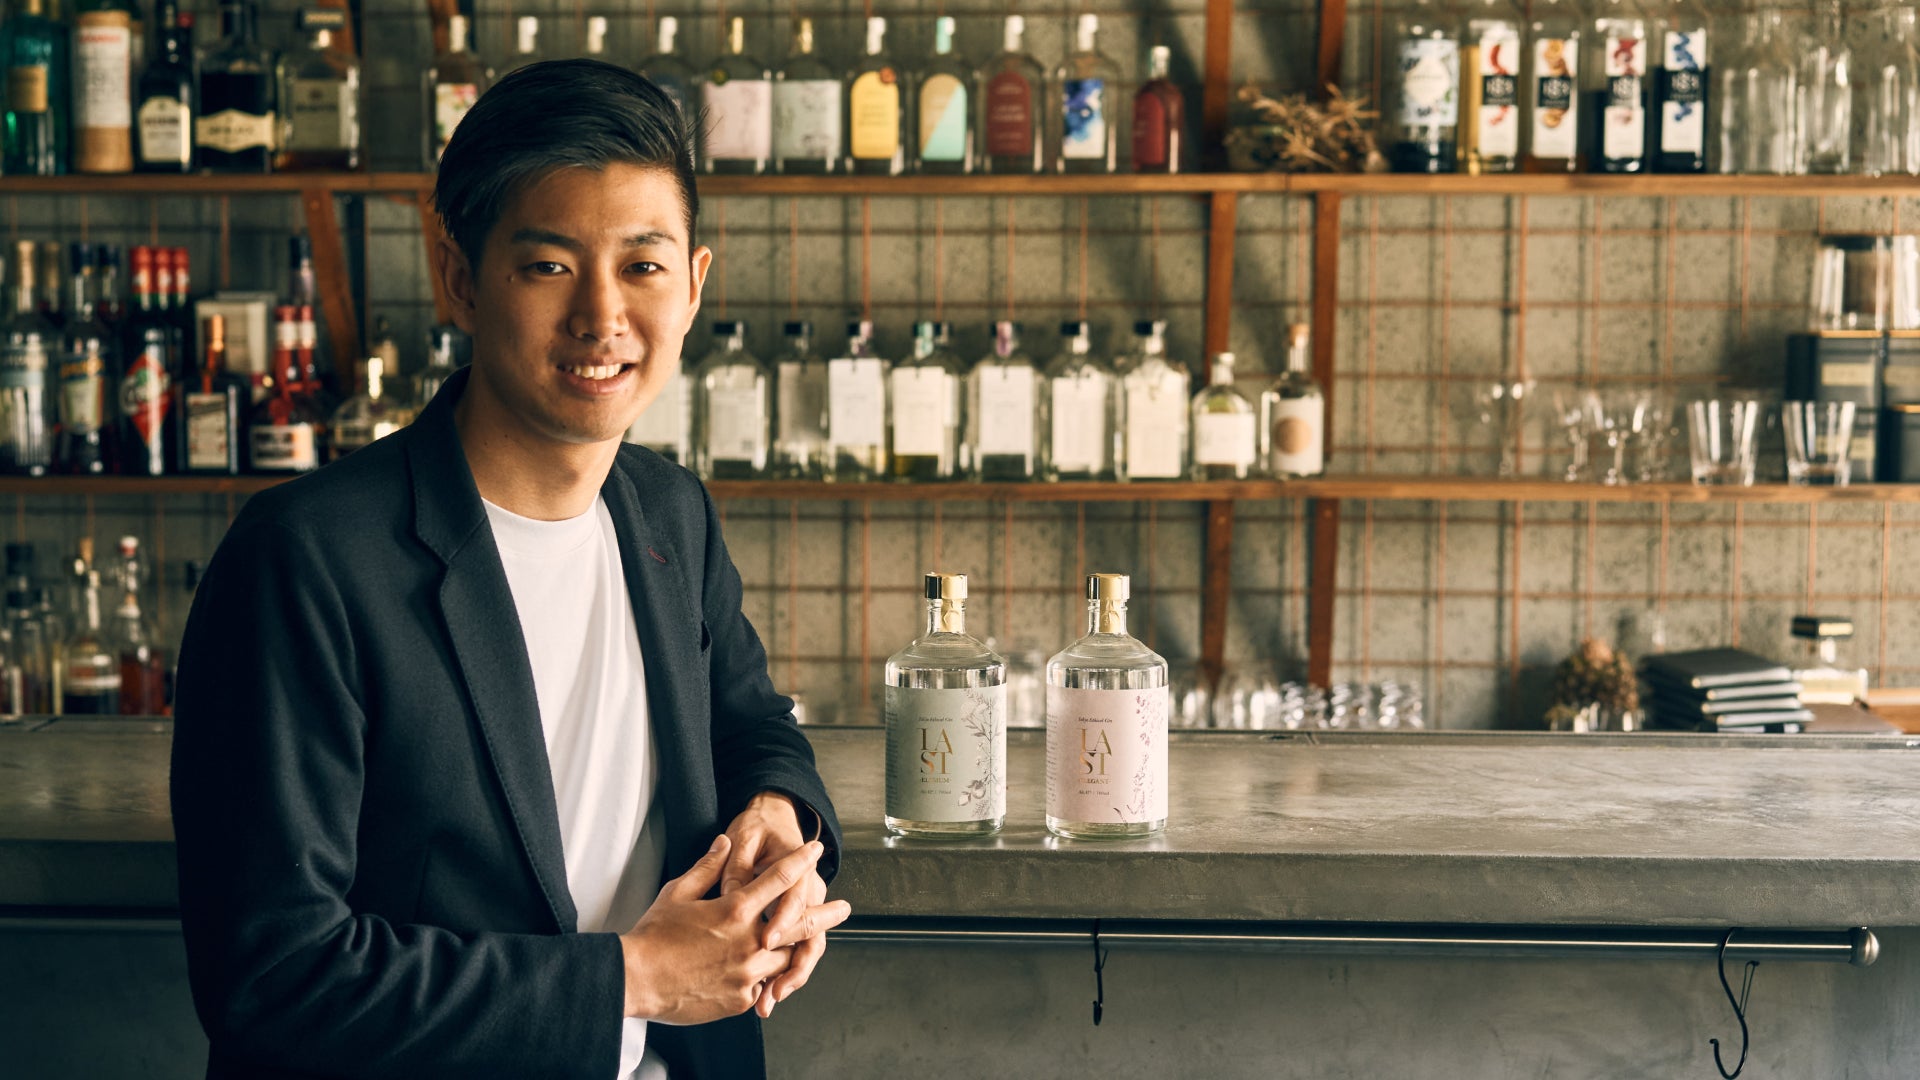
[1549,387,1597,482]
[1783,400,1856,485]
[1587,388,1654,485]
[1687,398,1760,484]
[1168,660,1213,729]
[1634,390,1685,481]
[1213,665,1283,729]
[1452,378,1536,477]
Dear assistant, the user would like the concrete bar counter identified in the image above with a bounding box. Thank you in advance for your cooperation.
[6,720,1920,1077]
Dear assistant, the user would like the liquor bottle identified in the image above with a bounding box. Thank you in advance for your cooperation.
[1040,320,1114,481]
[847,16,905,176]
[56,245,117,474]
[424,14,489,167]
[1650,0,1708,172]
[1261,324,1326,478]
[1189,352,1258,480]
[772,18,841,175]
[1725,6,1799,175]
[702,17,772,175]
[506,16,542,75]
[1389,0,1461,172]
[916,16,973,174]
[365,314,400,399]
[135,2,194,172]
[275,9,360,172]
[329,354,403,459]
[1114,319,1190,482]
[1460,0,1523,173]
[4,550,53,713]
[167,246,196,363]
[827,319,888,480]
[417,323,461,405]
[35,241,64,329]
[1798,0,1852,174]
[583,16,608,61]
[62,570,120,714]
[178,312,242,474]
[1044,573,1168,839]
[112,535,165,715]
[772,320,829,479]
[885,572,1007,837]
[637,16,695,121]
[966,320,1039,482]
[197,0,275,173]
[93,243,125,327]
[1524,0,1584,173]
[1856,5,1920,177]
[692,320,769,479]
[888,321,964,481]
[118,269,174,477]
[248,307,323,473]
[38,582,66,712]
[1132,45,1185,174]
[71,0,137,173]
[2,0,71,175]
[979,15,1045,174]
[1586,0,1650,173]
[1,241,58,476]
[1056,14,1119,174]
[623,367,691,464]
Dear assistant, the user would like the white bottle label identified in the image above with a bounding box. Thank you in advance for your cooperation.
[1659,29,1706,154]
[1475,28,1521,157]
[1269,396,1325,476]
[702,78,773,161]
[137,96,189,165]
[1125,373,1187,479]
[1397,40,1459,126]
[1530,38,1579,158]
[828,357,886,447]
[1194,412,1256,467]
[886,684,1006,823]
[626,372,689,451]
[250,422,318,470]
[75,21,133,129]
[1046,684,1168,825]
[198,108,277,153]
[286,78,352,151]
[1050,375,1110,473]
[184,392,232,469]
[706,383,763,462]
[775,361,825,443]
[772,78,843,161]
[975,366,1036,456]
[890,368,951,457]
[1602,34,1647,161]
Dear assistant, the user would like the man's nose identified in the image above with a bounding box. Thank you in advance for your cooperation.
[567,267,629,342]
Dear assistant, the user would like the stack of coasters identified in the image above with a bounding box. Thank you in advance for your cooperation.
[1642,648,1812,734]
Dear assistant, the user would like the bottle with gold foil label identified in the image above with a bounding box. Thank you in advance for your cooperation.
[847,16,902,174]
[1045,574,1169,839]
[885,574,1007,837]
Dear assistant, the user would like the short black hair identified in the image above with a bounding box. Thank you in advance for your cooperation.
[433,59,699,272]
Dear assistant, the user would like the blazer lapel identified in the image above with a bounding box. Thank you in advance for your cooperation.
[405,369,578,934]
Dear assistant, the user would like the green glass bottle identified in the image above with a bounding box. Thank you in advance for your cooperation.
[3,0,71,175]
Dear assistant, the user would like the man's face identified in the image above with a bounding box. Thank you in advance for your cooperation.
[449,163,709,447]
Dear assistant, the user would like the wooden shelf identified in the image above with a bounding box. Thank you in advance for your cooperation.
[6,473,1919,503]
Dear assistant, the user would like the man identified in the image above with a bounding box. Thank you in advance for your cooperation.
[170,59,848,1079]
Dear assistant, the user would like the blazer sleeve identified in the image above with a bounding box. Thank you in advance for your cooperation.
[170,517,623,1080]
[695,484,845,882]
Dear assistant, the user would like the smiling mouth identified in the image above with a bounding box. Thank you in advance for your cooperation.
[559,362,634,381]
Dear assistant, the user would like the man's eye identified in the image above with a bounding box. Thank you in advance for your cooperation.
[528,261,566,275]
[630,261,665,275]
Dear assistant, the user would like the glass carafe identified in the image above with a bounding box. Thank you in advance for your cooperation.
[1798,0,1853,173]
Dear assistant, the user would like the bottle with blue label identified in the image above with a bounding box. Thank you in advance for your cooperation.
[1585,0,1650,173]
[1055,13,1118,173]
[1651,0,1707,173]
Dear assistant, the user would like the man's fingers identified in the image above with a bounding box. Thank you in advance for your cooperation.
[767,932,827,1003]
[767,898,851,951]
[729,841,823,912]
[760,878,810,948]
[662,834,731,901]
[719,831,761,897]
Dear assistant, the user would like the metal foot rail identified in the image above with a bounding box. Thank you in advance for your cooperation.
[829,917,1879,966]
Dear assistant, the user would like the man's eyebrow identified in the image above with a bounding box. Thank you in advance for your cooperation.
[508,227,680,250]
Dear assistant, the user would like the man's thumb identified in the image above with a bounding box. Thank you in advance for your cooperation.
[668,834,730,899]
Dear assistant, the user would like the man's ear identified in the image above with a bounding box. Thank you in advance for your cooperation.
[434,236,478,336]
[686,244,713,325]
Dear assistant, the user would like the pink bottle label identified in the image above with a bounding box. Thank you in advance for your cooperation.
[1046,685,1168,825]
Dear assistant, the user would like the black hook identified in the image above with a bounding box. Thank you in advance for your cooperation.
[1710,928,1759,1079]
[1091,919,1108,1027]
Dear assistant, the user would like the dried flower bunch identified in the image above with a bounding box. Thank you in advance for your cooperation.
[1224,83,1386,173]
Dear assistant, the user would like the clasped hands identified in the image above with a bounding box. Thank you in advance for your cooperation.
[620,792,850,1025]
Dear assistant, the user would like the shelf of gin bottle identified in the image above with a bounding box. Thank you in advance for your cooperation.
[0,173,437,196]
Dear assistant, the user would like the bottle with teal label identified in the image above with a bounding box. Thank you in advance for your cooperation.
[915,15,974,174]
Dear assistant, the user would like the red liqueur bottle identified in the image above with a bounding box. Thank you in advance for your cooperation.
[1132,45,1185,173]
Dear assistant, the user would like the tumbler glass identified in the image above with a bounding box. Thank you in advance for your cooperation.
[1783,400,1856,485]
[1688,399,1761,485]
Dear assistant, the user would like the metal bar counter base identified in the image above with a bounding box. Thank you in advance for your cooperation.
[6,720,1920,928]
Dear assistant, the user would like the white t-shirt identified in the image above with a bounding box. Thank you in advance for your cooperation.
[483,495,669,1080]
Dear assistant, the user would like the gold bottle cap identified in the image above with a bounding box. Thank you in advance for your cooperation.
[924,573,967,601]
[1086,573,1129,602]
[1286,323,1311,347]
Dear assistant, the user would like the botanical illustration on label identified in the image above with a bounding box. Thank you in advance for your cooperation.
[56,354,107,434]
[1050,375,1109,471]
[886,684,1006,822]
[286,78,351,150]
[198,108,276,153]
[138,96,189,164]
[890,368,949,456]
[1046,684,1168,825]
[184,392,232,469]
[1060,78,1106,159]
[1125,375,1185,478]
[1476,29,1520,157]
[1194,412,1256,467]
[1531,38,1578,157]
[772,79,842,161]
[702,79,772,161]
[1269,397,1325,474]
[627,373,688,447]
[8,64,49,113]
[1602,34,1646,160]
[74,17,133,129]
[918,73,968,161]
[828,358,886,446]
[433,82,479,152]
[119,355,171,443]
[849,69,901,160]
[1132,92,1168,168]
[251,422,317,470]
[706,384,763,461]
[1659,30,1706,154]
[1397,40,1459,126]
[984,72,1033,157]
[976,367,1036,455]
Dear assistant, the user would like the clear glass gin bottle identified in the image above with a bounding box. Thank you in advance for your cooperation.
[1190,352,1259,480]
[1056,13,1119,173]
[1854,5,1919,176]
[1040,321,1114,481]
[773,17,842,174]
[693,320,769,479]
[885,572,1007,837]
[424,14,490,168]
[1114,319,1190,481]
[702,17,773,174]
[1262,324,1327,478]
[828,319,888,480]
[638,16,696,121]
[967,320,1038,481]
[1045,574,1168,839]
[772,320,830,478]
[1799,0,1852,174]
[888,321,964,480]
[275,9,360,172]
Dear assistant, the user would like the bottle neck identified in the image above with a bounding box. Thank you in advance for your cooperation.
[1147,49,1170,80]
[1816,0,1844,37]
[517,19,538,56]
[994,327,1019,358]
[658,17,677,56]
[723,332,747,354]
[82,581,102,633]
[728,17,745,56]
[223,2,254,45]
[913,335,936,360]
[1287,341,1311,375]
[1210,361,1234,387]
[1075,18,1098,54]
[449,16,469,53]
[1003,18,1023,54]
[1085,598,1127,636]
[786,334,812,356]
[934,19,954,56]
[1139,333,1165,358]
[925,599,965,636]
[69,271,90,320]
[865,18,886,57]
[794,19,815,55]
